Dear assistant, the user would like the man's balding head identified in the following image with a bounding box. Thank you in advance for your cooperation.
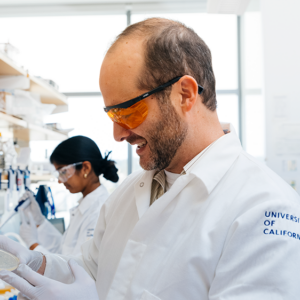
[108,17,216,111]
[100,18,223,173]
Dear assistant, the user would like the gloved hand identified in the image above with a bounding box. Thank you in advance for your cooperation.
[19,208,39,248]
[19,191,45,226]
[0,236,43,273]
[0,260,99,300]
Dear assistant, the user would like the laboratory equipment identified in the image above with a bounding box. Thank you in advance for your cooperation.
[23,167,30,189]
[0,278,17,299]
[0,195,30,230]
[16,167,24,197]
[48,218,65,234]
[0,165,31,228]
[5,167,15,213]
[35,185,55,218]
[0,133,4,171]
[0,250,19,271]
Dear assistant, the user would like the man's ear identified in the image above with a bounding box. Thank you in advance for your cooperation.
[178,75,199,113]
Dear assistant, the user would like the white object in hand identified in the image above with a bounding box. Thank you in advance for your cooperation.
[19,209,39,248]
[0,236,43,272]
[0,250,19,271]
[19,191,45,226]
[0,260,99,300]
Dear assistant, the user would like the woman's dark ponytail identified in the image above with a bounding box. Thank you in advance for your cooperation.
[93,151,119,183]
[50,136,119,183]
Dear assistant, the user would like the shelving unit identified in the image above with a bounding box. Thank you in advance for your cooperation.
[0,51,68,105]
[0,112,68,141]
[0,50,69,142]
[30,174,56,183]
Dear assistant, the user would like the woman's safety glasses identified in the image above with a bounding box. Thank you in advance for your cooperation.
[104,76,204,130]
[53,162,83,183]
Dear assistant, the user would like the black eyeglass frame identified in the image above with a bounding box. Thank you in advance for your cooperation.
[103,76,204,112]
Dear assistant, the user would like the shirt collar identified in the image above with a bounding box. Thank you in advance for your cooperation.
[184,123,242,194]
[77,185,106,215]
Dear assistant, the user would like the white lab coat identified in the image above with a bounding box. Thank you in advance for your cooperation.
[35,185,109,256]
[44,124,300,299]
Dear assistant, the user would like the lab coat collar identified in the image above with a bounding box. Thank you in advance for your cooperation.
[186,123,242,194]
[134,170,156,219]
[133,123,241,218]
[78,185,106,215]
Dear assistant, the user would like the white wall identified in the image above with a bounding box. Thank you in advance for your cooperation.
[262,0,300,191]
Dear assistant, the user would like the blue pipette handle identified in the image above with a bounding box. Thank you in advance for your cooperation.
[14,199,28,212]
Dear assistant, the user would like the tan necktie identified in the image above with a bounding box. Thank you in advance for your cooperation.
[150,170,166,205]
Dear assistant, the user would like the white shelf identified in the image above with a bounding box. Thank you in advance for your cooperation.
[0,112,68,141]
[30,174,56,182]
[0,51,68,106]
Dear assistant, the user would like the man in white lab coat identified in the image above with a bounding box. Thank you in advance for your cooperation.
[1,17,300,300]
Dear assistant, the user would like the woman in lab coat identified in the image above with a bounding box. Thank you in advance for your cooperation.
[19,135,118,255]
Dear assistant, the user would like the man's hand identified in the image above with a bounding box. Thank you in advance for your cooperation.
[19,191,45,226]
[0,236,43,272]
[0,259,99,300]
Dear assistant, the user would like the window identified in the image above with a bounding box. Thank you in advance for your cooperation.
[242,10,265,160]
[1,14,128,192]
[0,15,126,92]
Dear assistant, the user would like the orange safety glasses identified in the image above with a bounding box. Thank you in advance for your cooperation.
[104,76,204,130]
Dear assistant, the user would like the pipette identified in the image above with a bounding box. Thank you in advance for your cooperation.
[0,197,30,230]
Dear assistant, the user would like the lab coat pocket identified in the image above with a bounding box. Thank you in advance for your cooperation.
[140,290,161,300]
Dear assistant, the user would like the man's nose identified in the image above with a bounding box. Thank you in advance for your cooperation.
[113,123,131,142]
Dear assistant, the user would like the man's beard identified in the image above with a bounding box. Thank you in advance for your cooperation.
[130,93,188,171]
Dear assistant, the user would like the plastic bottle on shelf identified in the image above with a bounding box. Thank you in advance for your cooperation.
[0,133,5,171]
[24,166,31,189]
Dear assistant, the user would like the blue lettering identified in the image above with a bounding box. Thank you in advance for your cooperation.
[275,230,279,235]
[293,233,296,238]
[283,230,287,236]
[271,212,277,218]
[297,234,300,240]
[291,215,294,221]
[264,229,269,234]
[264,220,271,226]
[286,214,290,220]
[269,229,275,234]
[271,220,275,226]
[265,211,270,217]
[280,213,285,218]
[288,232,292,237]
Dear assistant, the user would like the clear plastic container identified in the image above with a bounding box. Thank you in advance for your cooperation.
[0,250,19,271]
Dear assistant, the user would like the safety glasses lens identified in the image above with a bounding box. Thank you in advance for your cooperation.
[107,101,148,129]
[54,165,76,183]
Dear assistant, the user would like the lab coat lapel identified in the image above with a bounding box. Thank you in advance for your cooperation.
[134,170,156,219]
[131,172,197,244]
[107,173,198,300]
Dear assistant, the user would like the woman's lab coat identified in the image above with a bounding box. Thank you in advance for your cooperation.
[35,185,109,256]
[43,124,300,299]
